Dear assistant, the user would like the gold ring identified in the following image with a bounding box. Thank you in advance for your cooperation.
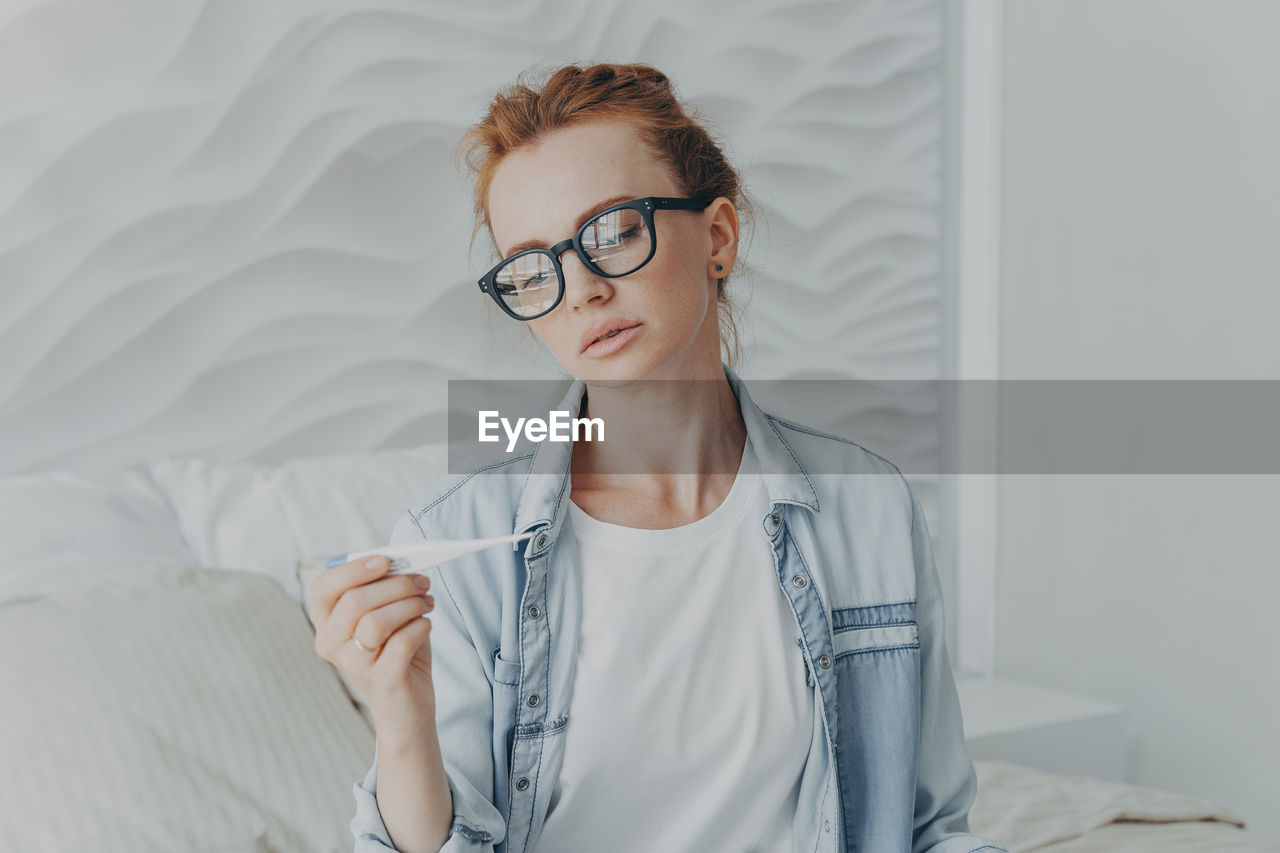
[352,635,380,654]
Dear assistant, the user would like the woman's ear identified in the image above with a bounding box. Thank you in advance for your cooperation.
[707,197,739,278]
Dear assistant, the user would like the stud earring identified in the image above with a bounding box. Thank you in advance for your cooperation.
[715,264,723,272]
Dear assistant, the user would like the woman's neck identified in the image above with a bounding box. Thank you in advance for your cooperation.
[568,370,748,524]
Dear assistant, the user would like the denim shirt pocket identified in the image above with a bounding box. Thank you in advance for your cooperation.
[492,646,521,686]
[490,645,523,842]
[829,601,922,852]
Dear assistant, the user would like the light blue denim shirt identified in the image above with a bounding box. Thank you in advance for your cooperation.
[351,363,1007,853]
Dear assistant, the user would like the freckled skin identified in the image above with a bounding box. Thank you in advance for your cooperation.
[486,118,738,385]
[487,117,745,529]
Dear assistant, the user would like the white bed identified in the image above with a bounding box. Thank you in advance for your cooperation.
[2,446,1275,852]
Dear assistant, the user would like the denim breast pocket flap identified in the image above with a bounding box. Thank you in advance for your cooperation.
[830,600,919,659]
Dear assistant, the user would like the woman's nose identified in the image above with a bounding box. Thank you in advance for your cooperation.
[559,250,612,309]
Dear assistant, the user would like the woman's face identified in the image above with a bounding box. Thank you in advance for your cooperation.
[486,118,736,382]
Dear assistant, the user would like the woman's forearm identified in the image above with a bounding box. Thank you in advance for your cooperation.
[374,715,454,853]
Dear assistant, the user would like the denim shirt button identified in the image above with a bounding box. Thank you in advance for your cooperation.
[527,694,539,707]
[764,512,780,534]
[791,574,807,588]
[824,819,831,832]
[534,533,549,549]
[818,654,831,668]
[516,777,530,791]
[528,604,541,619]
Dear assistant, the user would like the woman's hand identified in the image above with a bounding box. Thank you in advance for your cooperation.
[311,556,437,735]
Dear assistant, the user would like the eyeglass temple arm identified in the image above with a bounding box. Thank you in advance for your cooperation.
[651,197,712,210]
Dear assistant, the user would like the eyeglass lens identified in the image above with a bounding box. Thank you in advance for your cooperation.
[493,207,652,318]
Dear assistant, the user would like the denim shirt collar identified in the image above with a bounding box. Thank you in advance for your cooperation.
[511,361,819,552]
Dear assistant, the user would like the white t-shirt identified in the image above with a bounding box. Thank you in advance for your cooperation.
[531,440,815,853]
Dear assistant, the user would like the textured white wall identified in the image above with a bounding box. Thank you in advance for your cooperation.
[0,0,948,470]
[997,0,1280,839]
[0,0,955,619]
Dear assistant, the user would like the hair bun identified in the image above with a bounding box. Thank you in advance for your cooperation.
[586,63,671,92]
[628,64,671,88]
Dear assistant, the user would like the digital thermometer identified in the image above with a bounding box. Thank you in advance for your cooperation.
[325,530,537,575]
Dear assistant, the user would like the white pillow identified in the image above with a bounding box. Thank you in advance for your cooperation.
[0,466,194,604]
[0,562,375,852]
[147,443,447,600]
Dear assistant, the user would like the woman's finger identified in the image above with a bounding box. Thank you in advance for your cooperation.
[333,594,433,681]
[311,555,392,620]
[351,594,432,655]
[376,611,434,674]
[324,574,429,646]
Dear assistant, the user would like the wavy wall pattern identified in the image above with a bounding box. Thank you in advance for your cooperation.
[0,0,947,538]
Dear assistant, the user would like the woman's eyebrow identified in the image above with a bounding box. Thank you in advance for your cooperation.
[501,193,635,258]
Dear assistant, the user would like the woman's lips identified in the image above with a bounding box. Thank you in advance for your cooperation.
[581,323,641,358]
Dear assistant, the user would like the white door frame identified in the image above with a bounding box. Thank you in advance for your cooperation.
[945,0,1003,676]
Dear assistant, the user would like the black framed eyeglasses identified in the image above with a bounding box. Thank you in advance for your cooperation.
[477,196,712,321]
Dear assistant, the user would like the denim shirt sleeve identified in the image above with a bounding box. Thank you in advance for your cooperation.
[349,511,507,852]
[906,487,1009,853]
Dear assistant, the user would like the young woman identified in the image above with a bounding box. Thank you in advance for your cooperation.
[312,62,1006,853]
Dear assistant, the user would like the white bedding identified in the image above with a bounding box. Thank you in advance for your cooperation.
[3,448,1276,851]
[0,563,374,852]
[0,466,195,602]
[0,443,448,606]
[970,760,1280,852]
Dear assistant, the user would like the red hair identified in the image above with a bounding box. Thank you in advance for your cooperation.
[453,61,754,367]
